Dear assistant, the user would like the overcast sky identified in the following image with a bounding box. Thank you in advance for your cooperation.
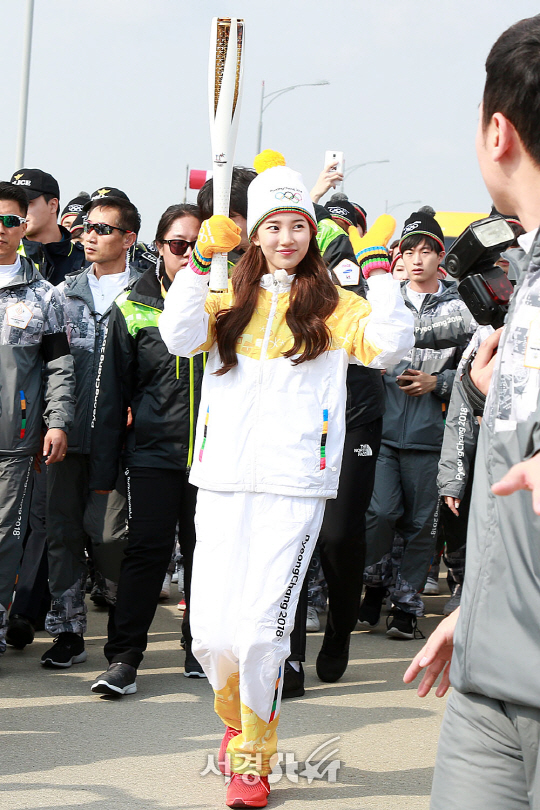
[1,1,538,241]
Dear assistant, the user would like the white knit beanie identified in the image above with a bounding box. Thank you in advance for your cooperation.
[247,151,317,241]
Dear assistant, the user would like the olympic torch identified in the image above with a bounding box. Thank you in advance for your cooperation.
[208,17,245,291]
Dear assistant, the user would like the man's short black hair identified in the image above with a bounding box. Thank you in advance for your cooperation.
[87,197,141,235]
[0,182,28,216]
[483,14,540,167]
[401,233,443,254]
[197,166,256,221]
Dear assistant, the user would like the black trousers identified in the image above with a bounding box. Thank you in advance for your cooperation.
[290,418,382,659]
[11,460,51,624]
[105,467,197,668]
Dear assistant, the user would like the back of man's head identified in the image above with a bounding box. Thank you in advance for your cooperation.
[87,197,141,236]
[197,166,256,220]
[483,15,540,167]
[0,181,28,217]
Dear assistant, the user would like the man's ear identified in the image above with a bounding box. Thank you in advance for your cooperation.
[438,250,446,262]
[125,231,137,250]
[50,198,59,217]
[491,112,516,163]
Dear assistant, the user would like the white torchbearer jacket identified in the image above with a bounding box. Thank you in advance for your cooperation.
[159,267,414,498]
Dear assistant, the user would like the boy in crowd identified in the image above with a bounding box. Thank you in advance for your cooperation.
[360,210,476,638]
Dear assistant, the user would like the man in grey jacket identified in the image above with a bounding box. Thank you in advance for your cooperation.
[0,181,75,657]
[40,194,141,669]
[361,211,476,638]
[405,15,540,809]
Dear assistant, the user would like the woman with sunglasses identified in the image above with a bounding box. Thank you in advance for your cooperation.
[89,203,206,696]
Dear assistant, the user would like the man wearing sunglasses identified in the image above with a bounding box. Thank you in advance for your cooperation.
[40,194,142,670]
[0,181,75,660]
[6,171,86,653]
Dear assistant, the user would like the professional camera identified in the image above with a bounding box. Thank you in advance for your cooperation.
[445,216,515,328]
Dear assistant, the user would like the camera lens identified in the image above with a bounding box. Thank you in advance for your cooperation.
[445,255,461,278]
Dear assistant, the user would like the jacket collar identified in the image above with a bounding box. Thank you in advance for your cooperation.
[127,267,164,310]
[400,278,459,311]
[63,263,141,315]
[506,227,540,278]
[0,255,41,290]
[260,270,295,293]
[21,225,74,260]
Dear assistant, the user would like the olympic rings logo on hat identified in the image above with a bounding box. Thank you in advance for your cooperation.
[275,191,301,203]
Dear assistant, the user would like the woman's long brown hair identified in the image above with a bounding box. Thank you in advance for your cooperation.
[214,235,339,375]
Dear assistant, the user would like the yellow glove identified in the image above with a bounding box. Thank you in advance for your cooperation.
[191,215,242,274]
[348,214,396,279]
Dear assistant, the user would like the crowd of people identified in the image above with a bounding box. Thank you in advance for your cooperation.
[2,12,540,809]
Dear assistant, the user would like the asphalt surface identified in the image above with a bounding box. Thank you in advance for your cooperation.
[0,589,450,810]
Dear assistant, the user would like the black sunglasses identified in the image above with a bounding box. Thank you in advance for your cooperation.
[162,238,197,256]
[0,214,26,228]
[83,221,132,236]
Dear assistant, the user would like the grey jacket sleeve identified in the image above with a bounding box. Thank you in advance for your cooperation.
[437,375,479,499]
[433,368,457,401]
[41,287,76,432]
[436,324,493,498]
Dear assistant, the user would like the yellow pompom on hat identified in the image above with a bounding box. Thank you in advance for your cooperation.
[253,149,287,174]
[247,150,317,240]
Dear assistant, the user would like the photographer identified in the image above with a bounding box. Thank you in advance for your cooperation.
[404,15,540,809]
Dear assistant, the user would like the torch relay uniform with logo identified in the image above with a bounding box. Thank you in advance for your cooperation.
[0,255,74,653]
[159,163,414,777]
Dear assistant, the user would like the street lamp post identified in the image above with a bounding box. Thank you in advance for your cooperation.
[256,80,329,153]
[15,0,35,169]
[385,199,422,214]
[342,159,390,193]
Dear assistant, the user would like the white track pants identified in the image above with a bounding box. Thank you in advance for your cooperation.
[191,490,326,775]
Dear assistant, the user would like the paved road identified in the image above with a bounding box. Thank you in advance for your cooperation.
[0,591,449,810]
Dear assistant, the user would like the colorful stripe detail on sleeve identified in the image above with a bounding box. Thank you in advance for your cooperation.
[190,247,212,276]
[356,245,391,279]
[320,409,328,470]
[269,665,282,722]
[20,390,27,439]
[199,407,210,462]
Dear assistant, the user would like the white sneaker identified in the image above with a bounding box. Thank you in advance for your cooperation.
[171,571,179,584]
[423,576,439,595]
[306,605,321,632]
[159,573,172,600]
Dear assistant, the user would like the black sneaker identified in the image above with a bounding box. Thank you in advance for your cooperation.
[6,615,35,649]
[91,663,137,696]
[40,632,87,667]
[90,583,108,608]
[282,661,305,698]
[316,641,349,683]
[184,650,207,678]
[358,586,387,628]
[386,609,425,640]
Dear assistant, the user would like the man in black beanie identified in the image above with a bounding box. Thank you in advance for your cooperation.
[359,209,476,639]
